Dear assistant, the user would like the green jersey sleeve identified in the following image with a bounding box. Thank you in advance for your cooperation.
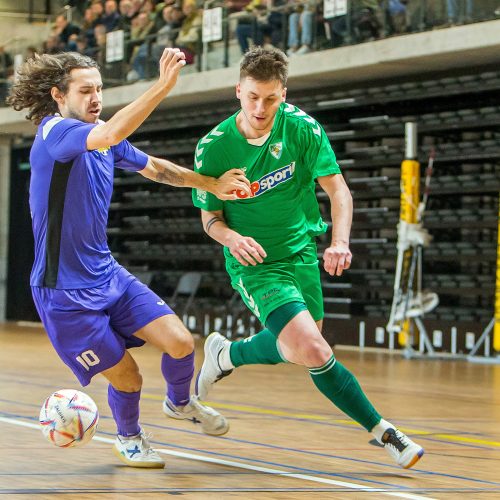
[301,118,341,179]
[191,137,224,212]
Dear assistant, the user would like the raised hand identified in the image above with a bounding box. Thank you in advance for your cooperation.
[323,241,352,276]
[158,48,186,93]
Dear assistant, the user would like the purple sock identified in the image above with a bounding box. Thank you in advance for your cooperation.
[107,384,141,437]
[161,351,194,407]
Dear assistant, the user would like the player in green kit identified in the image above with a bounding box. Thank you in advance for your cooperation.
[192,47,424,469]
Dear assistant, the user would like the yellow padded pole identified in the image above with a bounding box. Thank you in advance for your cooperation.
[399,159,420,346]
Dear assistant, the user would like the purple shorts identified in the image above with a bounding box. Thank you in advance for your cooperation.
[31,266,174,386]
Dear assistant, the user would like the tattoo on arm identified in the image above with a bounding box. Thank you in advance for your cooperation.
[205,216,223,234]
[155,165,185,186]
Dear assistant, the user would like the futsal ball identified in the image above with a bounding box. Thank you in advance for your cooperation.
[39,389,99,448]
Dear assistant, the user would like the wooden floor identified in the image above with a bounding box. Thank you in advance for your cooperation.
[1,322,499,499]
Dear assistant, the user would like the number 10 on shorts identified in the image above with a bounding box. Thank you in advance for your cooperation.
[76,350,101,371]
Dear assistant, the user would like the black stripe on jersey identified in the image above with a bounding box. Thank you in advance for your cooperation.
[43,160,74,288]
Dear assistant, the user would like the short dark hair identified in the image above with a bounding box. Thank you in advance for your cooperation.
[240,47,288,86]
[6,52,99,125]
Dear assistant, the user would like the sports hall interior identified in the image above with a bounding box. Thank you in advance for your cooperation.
[0,0,499,497]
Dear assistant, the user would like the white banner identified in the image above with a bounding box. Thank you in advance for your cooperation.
[202,7,223,43]
[13,53,23,81]
[324,0,347,20]
[106,30,124,63]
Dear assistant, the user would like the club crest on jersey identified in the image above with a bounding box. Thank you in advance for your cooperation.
[269,142,283,159]
[234,162,295,199]
[97,147,110,156]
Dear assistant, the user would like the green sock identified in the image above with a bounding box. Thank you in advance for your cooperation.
[229,329,286,367]
[309,356,382,431]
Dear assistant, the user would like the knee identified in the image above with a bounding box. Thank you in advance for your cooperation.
[168,333,194,359]
[301,337,332,367]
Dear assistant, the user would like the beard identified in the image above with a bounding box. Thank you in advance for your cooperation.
[67,108,99,123]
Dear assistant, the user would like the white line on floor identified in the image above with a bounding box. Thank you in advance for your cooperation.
[0,416,433,500]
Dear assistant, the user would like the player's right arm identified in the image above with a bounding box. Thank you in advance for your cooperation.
[201,209,266,266]
[86,48,185,151]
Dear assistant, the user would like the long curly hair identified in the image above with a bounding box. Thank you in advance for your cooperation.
[6,52,99,125]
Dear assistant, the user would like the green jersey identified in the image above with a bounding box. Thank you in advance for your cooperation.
[192,102,341,262]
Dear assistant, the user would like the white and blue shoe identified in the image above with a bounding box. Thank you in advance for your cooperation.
[113,430,165,468]
[163,395,229,436]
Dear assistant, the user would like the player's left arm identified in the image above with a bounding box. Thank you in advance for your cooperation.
[317,173,353,276]
[140,156,251,200]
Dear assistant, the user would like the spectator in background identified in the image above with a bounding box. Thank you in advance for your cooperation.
[326,0,382,47]
[152,0,175,32]
[81,7,98,48]
[352,0,382,41]
[287,0,317,56]
[127,11,157,80]
[43,34,63,54]
[235,0,263,54]
[235,0,284,54]
[141,0,159,24]
[74,33,95,57]
[93,23,108,64]
[447,0,474,24]
[386,0,407,34]
[66,33,80,52]
[53,14,81,50]
[0,45,14,103]
[129,0,146,19]
[117,0,135,32]
[406,0,445,31]
[175,1,202,64]
[226,0,252,15]
[153,5,185,54]
[90,0,105,27]
[102,0,122,32]
[258,0,286,50]
[131,4,185,80]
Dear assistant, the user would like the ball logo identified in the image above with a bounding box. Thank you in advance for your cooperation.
[234,163,295,199]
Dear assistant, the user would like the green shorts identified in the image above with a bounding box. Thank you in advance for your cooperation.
[225,241,324,325]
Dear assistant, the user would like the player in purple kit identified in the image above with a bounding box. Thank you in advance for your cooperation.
[7,49,251,468]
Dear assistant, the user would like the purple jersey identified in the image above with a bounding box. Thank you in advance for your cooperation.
[29,116,148,289]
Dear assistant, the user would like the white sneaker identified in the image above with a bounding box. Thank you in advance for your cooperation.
[195,332,233,400]
[381,427,424,469]
[163,395,229,436]
[126,69,140,82]
[295,45,312,55]
[112,430,165,468]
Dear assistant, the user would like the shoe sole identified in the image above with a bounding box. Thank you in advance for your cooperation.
[203,419,230,436]
[112,444,165,469]
[403,448,424,469]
